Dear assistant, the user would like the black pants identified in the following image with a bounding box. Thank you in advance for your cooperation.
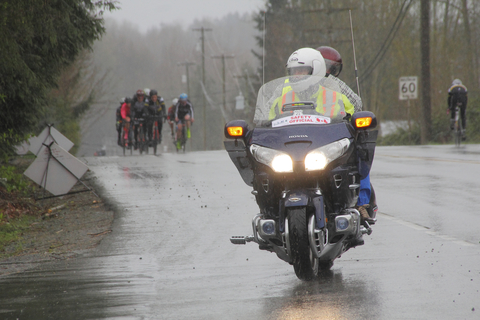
[450,104,467,129]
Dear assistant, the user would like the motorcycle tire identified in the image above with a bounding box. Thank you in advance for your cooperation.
[288,207,319,280]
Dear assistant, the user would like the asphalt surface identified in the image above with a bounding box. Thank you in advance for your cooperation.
[0,144,479,319]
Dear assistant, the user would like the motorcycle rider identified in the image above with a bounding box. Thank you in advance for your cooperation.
[168,98,178,137]
[317,46,375,223]
[145,89,166,145]
[175,93,194,149]
[269,48,354,120]
[132,89,149,150]
[447,79,468,140]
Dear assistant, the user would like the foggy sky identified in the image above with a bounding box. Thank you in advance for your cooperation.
[103,0,266,33]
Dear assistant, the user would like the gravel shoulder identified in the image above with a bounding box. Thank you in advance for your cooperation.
[0,171,116,278]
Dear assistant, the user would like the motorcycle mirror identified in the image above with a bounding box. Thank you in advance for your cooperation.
[351,111,377,130]
[225,120,249,139]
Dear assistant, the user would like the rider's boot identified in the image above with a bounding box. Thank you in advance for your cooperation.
[462,129,466,140]
[356,204,375,224]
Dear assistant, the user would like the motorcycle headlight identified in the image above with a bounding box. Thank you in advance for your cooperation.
[250,144,293,172]
[305,138,351,171]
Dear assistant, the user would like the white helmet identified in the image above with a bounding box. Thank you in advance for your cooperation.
[144,88,151,96]
[172,98,178,105]
[452,79,462,86]
[119,97,126,104]
[286,48,326,77]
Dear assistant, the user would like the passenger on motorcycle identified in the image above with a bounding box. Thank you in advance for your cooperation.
[132,89,149,150]
[447,79,468,140]
[167,98,178,137]
[317,46,376,223]
[175,93,194,148]
[144,89,166,145]
[120,97,133,145]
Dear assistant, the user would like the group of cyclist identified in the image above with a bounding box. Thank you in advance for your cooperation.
[116,89,194,151]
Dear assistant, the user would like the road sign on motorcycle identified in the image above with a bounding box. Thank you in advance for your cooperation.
[399,76,418,100]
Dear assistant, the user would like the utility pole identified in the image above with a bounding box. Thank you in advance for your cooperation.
[420,0,431,144]
[177,61,195,96]
[192,27,212,150]
[211,54,235,121]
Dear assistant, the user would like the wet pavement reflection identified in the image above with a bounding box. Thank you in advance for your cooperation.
[1,147,479,319]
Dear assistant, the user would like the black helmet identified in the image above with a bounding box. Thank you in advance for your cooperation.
[125,97,133,104]
[150,89,158,97]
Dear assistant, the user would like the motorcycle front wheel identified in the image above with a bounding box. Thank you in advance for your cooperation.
[288,207,319,280]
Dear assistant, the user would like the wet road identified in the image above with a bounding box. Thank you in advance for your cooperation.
[1,145,479,319]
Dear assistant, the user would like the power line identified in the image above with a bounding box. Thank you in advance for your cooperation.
[356,0,413,85]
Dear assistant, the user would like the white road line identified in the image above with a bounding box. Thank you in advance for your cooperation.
[377,212,475,247]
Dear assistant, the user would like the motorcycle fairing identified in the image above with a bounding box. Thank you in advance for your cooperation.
[250,123,353,162]
[224,140,254,186]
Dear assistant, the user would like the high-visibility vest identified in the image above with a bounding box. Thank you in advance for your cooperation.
[268,80,346,120]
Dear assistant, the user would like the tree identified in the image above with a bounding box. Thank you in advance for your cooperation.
[0,0,117,157]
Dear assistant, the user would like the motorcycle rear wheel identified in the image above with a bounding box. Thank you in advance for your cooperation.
[288,207,319,280]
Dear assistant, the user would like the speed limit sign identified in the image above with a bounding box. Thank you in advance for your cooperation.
[399,76,418,100]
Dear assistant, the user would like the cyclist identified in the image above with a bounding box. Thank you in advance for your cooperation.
[447,79,468,140]
[175,93,194,149]
[120,98,133,147]
[116,97,126,146]
[167,98,178,137]
[317,45,376,224]
[145,89,166,145]
[131,89,149,150]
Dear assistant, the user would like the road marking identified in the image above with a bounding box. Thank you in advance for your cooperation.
[377,154,480,165]
[377,212,475,247]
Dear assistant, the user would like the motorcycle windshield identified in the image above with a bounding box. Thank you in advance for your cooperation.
[254,75,347,128]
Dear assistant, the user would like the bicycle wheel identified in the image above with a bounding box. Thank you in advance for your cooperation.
[153,126,158,155]
[454,120,462,147]
[139,125,145,155]
[121,130,126,156]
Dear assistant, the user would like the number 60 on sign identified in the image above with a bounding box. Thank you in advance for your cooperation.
[399,76,418,100]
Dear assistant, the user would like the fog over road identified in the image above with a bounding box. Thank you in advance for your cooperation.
[1,145,479,319]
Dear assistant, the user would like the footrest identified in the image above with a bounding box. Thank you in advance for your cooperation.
[230,235,254,245]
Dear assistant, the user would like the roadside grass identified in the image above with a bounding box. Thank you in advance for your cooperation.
[0,159,41,258]
[0,215,38,258]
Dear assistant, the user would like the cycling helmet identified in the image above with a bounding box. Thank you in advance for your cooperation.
[452,79,462,86]
[317,46,343,77]
[144,88,151,96]
[150,89,158,97]
[136,89,144,96]
[125,97,133,104]
[286,48,326,77]
[179,93,188,101]
[172,98,178,105]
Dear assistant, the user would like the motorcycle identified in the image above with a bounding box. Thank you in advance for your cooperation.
[224,75,378,280]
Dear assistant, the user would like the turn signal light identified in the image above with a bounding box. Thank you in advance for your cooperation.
[227,126,243,137]
[355,117,372,128]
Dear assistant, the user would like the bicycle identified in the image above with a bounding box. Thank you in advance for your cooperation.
[134,118,148,155]
[453,103,463,147]
[150,115,163,155]
[120,120,133,156]
[174,124,186,153]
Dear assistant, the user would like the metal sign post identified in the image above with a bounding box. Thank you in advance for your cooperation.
[399,76,418,133]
